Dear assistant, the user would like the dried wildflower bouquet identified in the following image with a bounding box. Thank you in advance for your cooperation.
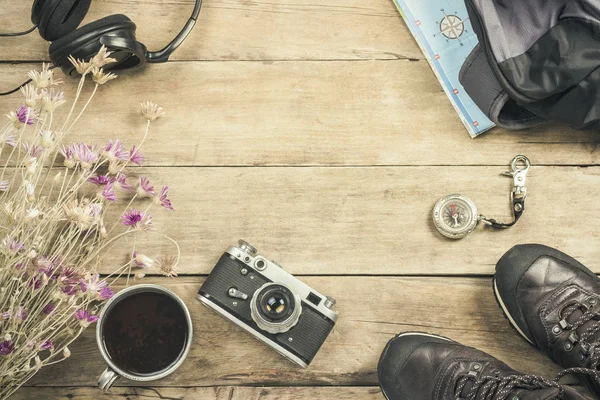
[0,48,178,398]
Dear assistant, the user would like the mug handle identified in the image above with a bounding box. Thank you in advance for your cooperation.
[98,367,119,392]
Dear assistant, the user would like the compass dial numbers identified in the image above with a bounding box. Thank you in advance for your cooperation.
[432,195,479,239]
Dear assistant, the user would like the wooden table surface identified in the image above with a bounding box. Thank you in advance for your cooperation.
[2,0,600,399]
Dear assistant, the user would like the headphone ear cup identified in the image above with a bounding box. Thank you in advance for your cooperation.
[49,15,147,75]
[38,0,91,41]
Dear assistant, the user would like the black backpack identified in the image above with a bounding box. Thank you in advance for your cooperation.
[459,0,600,130]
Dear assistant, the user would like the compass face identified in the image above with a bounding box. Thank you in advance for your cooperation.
[432,194,478,239]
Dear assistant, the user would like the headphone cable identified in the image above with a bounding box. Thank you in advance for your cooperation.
[0,65,57,96]
[0,24,38,37]
[0,78,33,96]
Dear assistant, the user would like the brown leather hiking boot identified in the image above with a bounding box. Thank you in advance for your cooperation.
[378,332,591,400]
[494,244,600,397]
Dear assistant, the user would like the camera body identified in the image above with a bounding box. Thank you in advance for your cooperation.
[197,240,338,367]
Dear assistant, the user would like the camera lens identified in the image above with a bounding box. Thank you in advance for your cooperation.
[261,288,293,321]
[250,283,302,334]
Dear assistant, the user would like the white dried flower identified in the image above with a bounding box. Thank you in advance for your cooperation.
[62,199,102,230]
[20,84,40,107]
[40,88,66,112]
[135,272,145,279]
[132,252,154,269]
[91,67,117,85]
[39,130,56,149]
[27,249,37,259]
[156,255,178,277]
[28,63,62,89]
[53,171,63,184]
[4,334,11,342]
[34,355,42,368]
[0,132,17,148]
[91,45,117,68]
[140,101,165,121]
[25,208,41,221]
[67,55,91,75]
[63,347,71,358]
[25,157,38,175]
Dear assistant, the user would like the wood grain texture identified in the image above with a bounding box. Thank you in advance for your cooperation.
[24,277,569,388]
[0,0,419,62]
[0,63,597,167]
[13,386,384,400]
[92,166,600,275]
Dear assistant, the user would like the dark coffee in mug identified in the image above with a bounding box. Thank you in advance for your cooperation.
[101,291,189,375]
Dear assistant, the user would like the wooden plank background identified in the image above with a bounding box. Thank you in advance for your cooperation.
[0,0,596,398]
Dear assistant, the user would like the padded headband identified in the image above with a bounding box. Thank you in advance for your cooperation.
[32,0,92,41]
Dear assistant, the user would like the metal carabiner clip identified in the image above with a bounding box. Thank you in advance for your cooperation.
[502,155,530,200]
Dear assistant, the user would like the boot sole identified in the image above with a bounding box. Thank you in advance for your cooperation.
[492,278,534,346]
[379,332,454,400]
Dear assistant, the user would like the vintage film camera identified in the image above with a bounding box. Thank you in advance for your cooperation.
[197,240,338,367]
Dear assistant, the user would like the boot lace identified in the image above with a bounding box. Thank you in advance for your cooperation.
[454,374,562,400]
[554,300,600,382]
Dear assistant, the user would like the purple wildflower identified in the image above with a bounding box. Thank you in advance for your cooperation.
[39,339,54,351]
[3,235,24,254]
[137,176,155,196]
[129,146,144,165]
[115,173,133,192]
[103,139,129,162]
[80,273,111,299]
[59,143,98,169]
[28,277,42,290]
[73,143,98,169]
[2,134,16,148]
[16,306,28,322]
[42,303,55,314]
[155,186,174,211]
[23,142,44,158]
[59,267,81,286]
[74,309,99,326]
[37,257,55,277]
[16,105,35,125]
[0,341,14,356]
[88,174,114,186]
[62,285,77,296]
[99,286,114,300]
[101,182,117,202]
[1,311,11,320]
[121,209,153,232]
[58,144,76,168]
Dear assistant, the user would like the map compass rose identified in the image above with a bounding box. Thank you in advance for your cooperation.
[434,9,469,44]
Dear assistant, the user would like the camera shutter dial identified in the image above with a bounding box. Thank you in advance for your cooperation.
[238,240,257,256]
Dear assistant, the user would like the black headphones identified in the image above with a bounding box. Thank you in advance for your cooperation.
[4,0,202,76]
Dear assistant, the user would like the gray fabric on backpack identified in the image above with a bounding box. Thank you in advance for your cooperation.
[459,0,600,130]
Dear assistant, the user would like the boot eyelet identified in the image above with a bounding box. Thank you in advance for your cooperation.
[552,325,561,335]
[565,343,573,351]
[472,363,481,371]
[559,319,570,330]
[590,298,598,305]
